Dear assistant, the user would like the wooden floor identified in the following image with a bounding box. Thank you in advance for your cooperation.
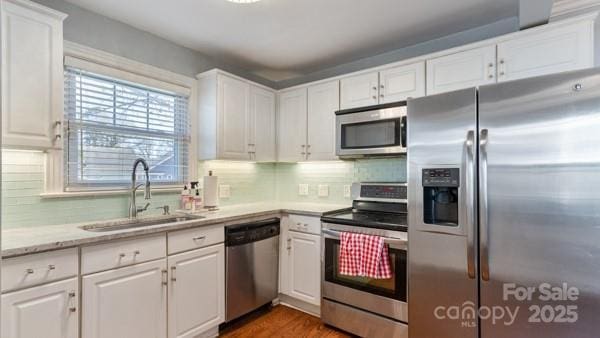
[220,305,353,338]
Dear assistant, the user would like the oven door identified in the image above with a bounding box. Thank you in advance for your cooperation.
[321,224,408,322]
[336,105,407,158]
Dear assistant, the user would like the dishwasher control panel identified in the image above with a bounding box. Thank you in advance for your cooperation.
[225,218,280,246]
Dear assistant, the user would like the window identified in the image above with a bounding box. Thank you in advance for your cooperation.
[63,67,190,190]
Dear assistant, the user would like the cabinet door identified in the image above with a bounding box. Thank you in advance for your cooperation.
[379,62,425,103]
[218,74,250,160]
[286,231,321,305]
[497,21,593,83]
[1,278,78,338]
[82,260,167,338]
[278,88,307,162]
[340,72,379,109]
[168,244,225,338]
[307,81,339,161]
[1,1,65,149]
[426,46,496,95]
[249,86,276,162]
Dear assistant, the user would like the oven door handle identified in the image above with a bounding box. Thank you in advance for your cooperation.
[322,229,407,250]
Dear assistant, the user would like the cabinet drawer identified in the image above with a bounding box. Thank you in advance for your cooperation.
[1,248,78,292]
[81,234,166,275]
[168,224,224,255]
[286,214,321,235]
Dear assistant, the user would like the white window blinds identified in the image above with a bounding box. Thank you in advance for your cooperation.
[64,67,190,190]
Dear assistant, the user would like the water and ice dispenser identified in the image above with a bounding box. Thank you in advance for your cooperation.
[422,168,460,226]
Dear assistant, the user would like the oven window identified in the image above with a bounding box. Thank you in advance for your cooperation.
[341,119,400,149]
[324,238,407,302]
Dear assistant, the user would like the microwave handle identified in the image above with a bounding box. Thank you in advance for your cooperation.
[401,116,407,148]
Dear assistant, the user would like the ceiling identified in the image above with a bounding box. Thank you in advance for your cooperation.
[64,0,519,82]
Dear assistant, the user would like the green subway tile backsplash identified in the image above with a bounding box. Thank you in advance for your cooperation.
[2,150,406,228]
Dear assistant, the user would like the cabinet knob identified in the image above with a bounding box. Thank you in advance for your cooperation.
[499,72,505,76]
[69,307,77,313]
[488,63,494,68]
[69,292,76,298]
[380,94,384,98]
[372,96,377,99]
[488,75,493,79]
[380,84,385,89]
[372,86,377,90]
[499,59,505,64]
[48,264,56,271]
[26,268,34,274]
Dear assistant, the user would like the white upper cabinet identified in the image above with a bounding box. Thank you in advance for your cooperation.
[82,260,167,338]
[1,0,67,150]
[198,70,276,161]
[218,74,250,160]
[307,81,339,161]
[340,62,425,109]
[497,20,594,83]
[278,88,308,162]
[249,86,276,162]
[379,62,426,103]
[340,72,379,109]
[168,244,225,338]
[1,278,78,338]
[426,45,497,95]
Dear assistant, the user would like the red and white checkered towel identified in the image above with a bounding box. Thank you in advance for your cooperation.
[339,232,392,279]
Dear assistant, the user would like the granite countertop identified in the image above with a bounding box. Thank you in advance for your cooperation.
[1,202,349,258]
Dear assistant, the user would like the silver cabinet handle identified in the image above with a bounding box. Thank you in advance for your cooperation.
[48,264,56,271]
[380,84,384,89]
[380,94,384,98]
[286,238,291,251]
[26,269,34,274]
[372,86,377,90]
[372,95,377,100]
[192,236,206,241]
[161,269,168,286]
[171,266,177,282]
[54,120,63,141]
[119,250,140,259]
[479,129,490,281]
[465,130,476,279]
[68,290,77,313]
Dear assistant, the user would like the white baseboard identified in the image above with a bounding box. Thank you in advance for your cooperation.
[278,293,321,317]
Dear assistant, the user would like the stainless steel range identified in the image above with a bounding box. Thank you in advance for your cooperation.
[320,182,408,338]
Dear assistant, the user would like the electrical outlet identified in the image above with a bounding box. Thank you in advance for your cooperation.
[298,184,309,196]
[343,185,352,198]
[219,185,231,198]
[318,184,329,197]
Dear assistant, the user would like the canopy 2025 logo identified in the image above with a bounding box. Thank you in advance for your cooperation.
[434,283,579,327]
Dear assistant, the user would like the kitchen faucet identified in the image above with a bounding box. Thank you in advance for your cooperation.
[129,158,151,219]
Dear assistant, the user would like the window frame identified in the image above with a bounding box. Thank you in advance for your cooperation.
[43,41,197,197]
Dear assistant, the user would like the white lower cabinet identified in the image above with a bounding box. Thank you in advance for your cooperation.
[168,244,225,338]
[82,259,168,338]
[1,278,78,338]
[281,229,321,306]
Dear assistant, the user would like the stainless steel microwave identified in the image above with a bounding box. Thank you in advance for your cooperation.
[335,102,407,158]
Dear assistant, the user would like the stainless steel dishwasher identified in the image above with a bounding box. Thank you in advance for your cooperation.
[225,218,280,322]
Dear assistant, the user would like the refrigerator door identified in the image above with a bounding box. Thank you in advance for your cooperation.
[407,88,478,338]
[479,68,600,338]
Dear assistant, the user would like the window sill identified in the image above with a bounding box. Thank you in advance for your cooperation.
[40,187,181,199]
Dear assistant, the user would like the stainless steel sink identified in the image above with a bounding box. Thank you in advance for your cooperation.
[80,215,205,232]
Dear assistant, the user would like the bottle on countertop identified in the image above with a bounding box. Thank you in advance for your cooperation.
[193,187,203,211]
[181,184,193,211]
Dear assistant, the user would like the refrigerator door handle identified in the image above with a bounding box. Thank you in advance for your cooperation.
[479,129,490,281]
[465,130,476,279]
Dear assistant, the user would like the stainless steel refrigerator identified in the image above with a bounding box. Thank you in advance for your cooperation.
[407,68,600,338]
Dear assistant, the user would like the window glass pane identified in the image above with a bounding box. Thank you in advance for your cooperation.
[64,67,189,189]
